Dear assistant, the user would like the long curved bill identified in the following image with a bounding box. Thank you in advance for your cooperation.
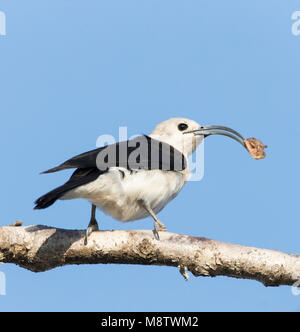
[187,125,246,148]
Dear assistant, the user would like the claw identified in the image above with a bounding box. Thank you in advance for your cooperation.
[153,220,167,240]
[84,218,99,245]
[153,228,160,240]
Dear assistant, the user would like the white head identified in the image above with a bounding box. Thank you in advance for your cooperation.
[150,117,246,156]
[149,118,203,156]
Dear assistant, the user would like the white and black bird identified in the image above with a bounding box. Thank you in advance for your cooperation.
[34,118,246,244]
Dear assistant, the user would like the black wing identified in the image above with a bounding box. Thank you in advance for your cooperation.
[42,135,186,174]
[35,136,186,210]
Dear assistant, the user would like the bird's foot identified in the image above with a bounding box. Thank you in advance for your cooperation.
[84,218,99,245]
[153,220,167,240]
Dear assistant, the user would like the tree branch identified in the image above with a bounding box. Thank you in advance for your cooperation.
[0,224,299,287]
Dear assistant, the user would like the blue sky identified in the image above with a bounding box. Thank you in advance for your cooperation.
[0,0,300,312]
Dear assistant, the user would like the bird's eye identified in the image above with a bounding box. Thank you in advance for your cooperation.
[178,123,188,131]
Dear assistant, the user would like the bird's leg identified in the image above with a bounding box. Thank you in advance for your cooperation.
[139,200,167,240]
[84,204,99,245]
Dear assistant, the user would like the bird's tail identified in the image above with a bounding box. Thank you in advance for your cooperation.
[34,184,72,209]
[34,168,102,210]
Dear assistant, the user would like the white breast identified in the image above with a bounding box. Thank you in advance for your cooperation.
[62,167,186,222]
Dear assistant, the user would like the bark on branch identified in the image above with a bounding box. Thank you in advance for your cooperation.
[0,224,299,287]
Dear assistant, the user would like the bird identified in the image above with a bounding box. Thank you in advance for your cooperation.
[34,118,246,244]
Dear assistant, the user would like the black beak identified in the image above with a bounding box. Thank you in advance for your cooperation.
[186,125,246,148]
